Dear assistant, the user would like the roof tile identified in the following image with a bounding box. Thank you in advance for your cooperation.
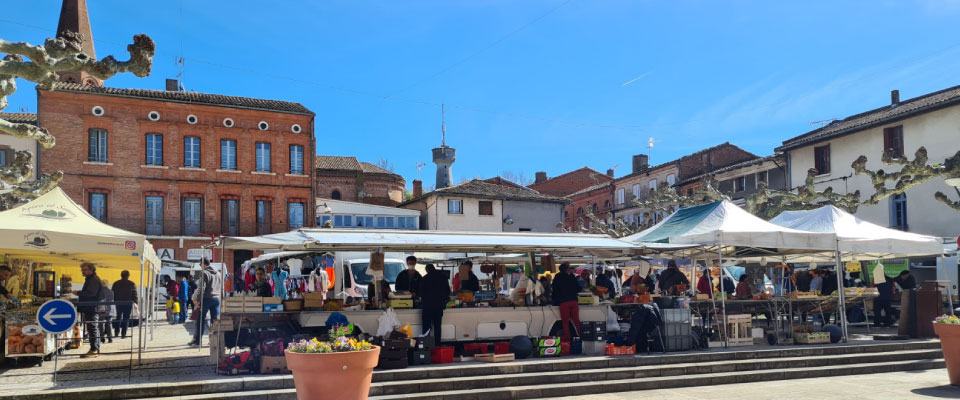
[51,83,313,115]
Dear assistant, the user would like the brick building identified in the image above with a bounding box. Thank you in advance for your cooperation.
[528,167,613,197]
[37,83,315,283]
[678,154,787,206]
[315,156,406,206]
[563,181,615,230]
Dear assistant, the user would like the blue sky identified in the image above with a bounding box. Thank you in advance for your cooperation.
[5,1,960,190]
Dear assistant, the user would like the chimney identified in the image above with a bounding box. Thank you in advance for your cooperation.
[535,171,547,183]
[166,79,180,92]
[891,90,900,106]
[632,154,649,173]
[606,169,615,177]
[412,179,423,198]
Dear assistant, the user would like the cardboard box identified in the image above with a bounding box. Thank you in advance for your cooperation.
[262,297,282,305]
[303,292,325,300]
[259,355,289,374]
[389,299,413,309]
[304,299,325,309]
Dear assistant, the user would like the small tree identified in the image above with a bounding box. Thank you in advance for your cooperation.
[0,31,155,210]
[852,146,960,211]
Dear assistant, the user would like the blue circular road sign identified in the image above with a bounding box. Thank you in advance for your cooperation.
[36,299,78,334]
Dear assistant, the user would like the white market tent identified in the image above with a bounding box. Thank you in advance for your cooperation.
[0,187,162,364]
[769,205,944,261]
[622,200,837,254]
[221,228,641,257]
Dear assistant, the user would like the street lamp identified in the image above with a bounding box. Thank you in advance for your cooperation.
[318,202,333,214]
[503,216,514,225]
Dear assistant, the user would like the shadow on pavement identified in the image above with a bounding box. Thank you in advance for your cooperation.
[911,386,960,398]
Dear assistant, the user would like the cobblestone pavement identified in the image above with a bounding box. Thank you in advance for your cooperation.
[0,320,218,390]
[541,369,960,400]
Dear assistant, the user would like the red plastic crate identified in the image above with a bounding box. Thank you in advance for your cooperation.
[560,340,571,356]
[494,342,510,355]
[431,346,454,364]
[463,343,489,357]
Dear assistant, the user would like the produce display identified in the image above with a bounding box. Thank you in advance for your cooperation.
[6,323,44,355]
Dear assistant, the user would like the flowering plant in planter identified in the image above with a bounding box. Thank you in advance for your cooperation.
[286,324,373,354]
[934,315,960,324]
[284,323,381,399]
[933,314,960,386]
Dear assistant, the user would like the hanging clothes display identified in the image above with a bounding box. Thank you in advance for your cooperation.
[286,258,303,278]
[272,268,289,300]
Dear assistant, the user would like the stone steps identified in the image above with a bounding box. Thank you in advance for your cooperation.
[2,341,943,400]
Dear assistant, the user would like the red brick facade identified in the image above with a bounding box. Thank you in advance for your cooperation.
[315,156,405,206]
[36,85,315,283]
[563,182,614,230]
[529,167,613,197]
[675,142,756,181]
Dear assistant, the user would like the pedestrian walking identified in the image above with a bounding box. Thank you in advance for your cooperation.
[99,279,115,344]
[418,264,450,342]
[178,275,189,324]
[75,263,103,358]
[190,259,222,346]
[552,262,581,341]
[111,270,137,338]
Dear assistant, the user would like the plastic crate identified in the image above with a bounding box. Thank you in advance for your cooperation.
[463,343,489,357]
[494,342,510,355]
[430,346,454,364]
[662,308,692,324]
[664,323,691,337]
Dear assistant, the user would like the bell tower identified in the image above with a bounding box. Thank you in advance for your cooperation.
[56,0,102,86]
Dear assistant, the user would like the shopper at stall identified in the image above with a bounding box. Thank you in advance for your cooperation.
[99,279,115,344]
[419,264,450,341]
[0,264,12,300]
[111,270,137,338]
[894,270,917,291]
[539,275,553,304]
[249,268,272,297]
[873,276,895,327]
[452,261,480,293]
[721,272,736,297]
[190,259,223,346]
[552,262,581,341]
[658,260,690,295]
[596,270,617,298]
[735,275,752,298]
[809,270,823,294]
[76,262,103,358]
[820,269,839,296]
[697,268,713,298]
[793,269,813,292]
[178,275,189,324]
[395,255,423,298]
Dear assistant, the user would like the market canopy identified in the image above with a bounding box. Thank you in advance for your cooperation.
[622,200,836,253]
[0,187,160,271]
[222,228,641,256]
[769,205,943,260]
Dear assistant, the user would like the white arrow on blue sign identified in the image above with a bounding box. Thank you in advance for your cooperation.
[36,299,78,334]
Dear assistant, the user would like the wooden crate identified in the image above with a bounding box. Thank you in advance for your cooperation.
[724,314,752,347]
[794,332,830,344]
[475,353,515,363]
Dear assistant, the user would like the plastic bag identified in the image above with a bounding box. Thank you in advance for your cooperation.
[376,308,402,337]
[606,307,621,332]
[171,301,181,314]
[399,323,412,338]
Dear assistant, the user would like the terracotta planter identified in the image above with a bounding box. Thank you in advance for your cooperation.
[285,346,381,400]
[934,323,960,386]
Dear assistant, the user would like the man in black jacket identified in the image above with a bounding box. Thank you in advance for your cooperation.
[76,263,103,358]
[394,255,423,299]
[551,262,581,341]
[111,270,137,339]
[418,264,450,341]
[658,260,689,295]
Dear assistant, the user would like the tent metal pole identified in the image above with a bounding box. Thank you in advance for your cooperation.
[718,242,728,349]
[835,239,849,343]
[137,257,144,365]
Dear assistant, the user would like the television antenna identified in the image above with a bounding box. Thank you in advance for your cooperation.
[416,161,426,180]
[647,137,657,158]
[810,119,837,127]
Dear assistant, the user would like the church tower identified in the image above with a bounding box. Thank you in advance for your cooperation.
[56,0,102,86]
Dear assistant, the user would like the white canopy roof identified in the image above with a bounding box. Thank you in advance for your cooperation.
[222,228,639,256]
[0,188,160,271]
[622,200,837,253]
[770,205,943,260]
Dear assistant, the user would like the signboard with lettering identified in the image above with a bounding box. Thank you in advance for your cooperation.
[186,248,213,261]
[157,248,175,260]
